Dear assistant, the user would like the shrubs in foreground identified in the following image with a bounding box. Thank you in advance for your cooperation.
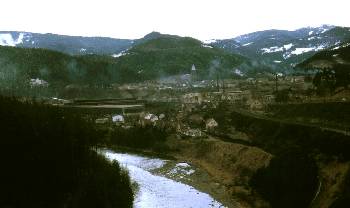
[250,150,318,208]
[108,126,169,152]
[0,96,133,208]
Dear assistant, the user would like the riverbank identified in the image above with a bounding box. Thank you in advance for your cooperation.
[106,132,272,208]
[106,146,236,207]
[104,150,228,208]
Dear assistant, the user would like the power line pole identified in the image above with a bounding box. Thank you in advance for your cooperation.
[275,73,278,93]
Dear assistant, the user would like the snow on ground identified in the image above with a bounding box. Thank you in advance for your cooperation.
[309,31,314,36]
[112,51,128,58]
[321,28,329,33]
[308,37,316,41]
[289,45,326,55]
[290,48,314,55]
[273,60,282,63]
[80,48,87,52]
[175,162,191,168]
[283,53,290,59]
[242,42,253,46]
[283,45,323,59]
[17,33,24,44]
[0,33,24,46]
[104,151,225,208]
[283,43,293,50]
[315,45,326,50]
[167,162,195,178]
[333,42,350,50]
[202,39,217,44]
[261,46,284,54]
[202,44,213,48]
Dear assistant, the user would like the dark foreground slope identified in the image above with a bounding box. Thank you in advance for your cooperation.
[0,96,133,208]
[227,108,350,208]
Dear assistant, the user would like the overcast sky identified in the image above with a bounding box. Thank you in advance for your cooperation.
[1,0,349,40]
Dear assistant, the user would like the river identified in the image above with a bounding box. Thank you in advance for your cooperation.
[104,150,226,208]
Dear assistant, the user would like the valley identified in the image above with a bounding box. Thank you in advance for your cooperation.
[0,25,349,208]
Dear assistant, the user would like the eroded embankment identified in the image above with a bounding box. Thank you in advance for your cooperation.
[228,109,350,208]
[164,136,272,208]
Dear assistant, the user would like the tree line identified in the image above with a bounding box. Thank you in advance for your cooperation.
[0,96,134,208]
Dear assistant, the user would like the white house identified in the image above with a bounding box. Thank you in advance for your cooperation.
[112,115,125,123]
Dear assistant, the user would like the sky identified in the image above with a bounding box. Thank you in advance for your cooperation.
[0,0,349,40]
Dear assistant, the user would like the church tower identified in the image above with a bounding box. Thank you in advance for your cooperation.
[191,64,197,81]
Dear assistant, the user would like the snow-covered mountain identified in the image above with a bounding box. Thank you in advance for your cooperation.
[210,25,350,72]
[0,31,134,55]
[0,31,181,56]
[1,26,350,73]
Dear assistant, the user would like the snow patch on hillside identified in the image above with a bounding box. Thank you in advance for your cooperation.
[282,44,327,58]
[112,50,129,58]
[261,46,284,54]
[291,48,314,55]
[0,33,24,46]
[333,42,350,50]
[261,44,295,54]
[202,39,217,44]
[321,28,329,33]
[202,44,213,48]
[242,42,253,46]
[290,45,325,55]
[283,43,293,50]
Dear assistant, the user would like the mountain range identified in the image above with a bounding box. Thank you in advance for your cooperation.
[0,31,133,55]
[0,32,244,96]
[2,25,350,69]
[0,25,349,86]
[210,25,350,72]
